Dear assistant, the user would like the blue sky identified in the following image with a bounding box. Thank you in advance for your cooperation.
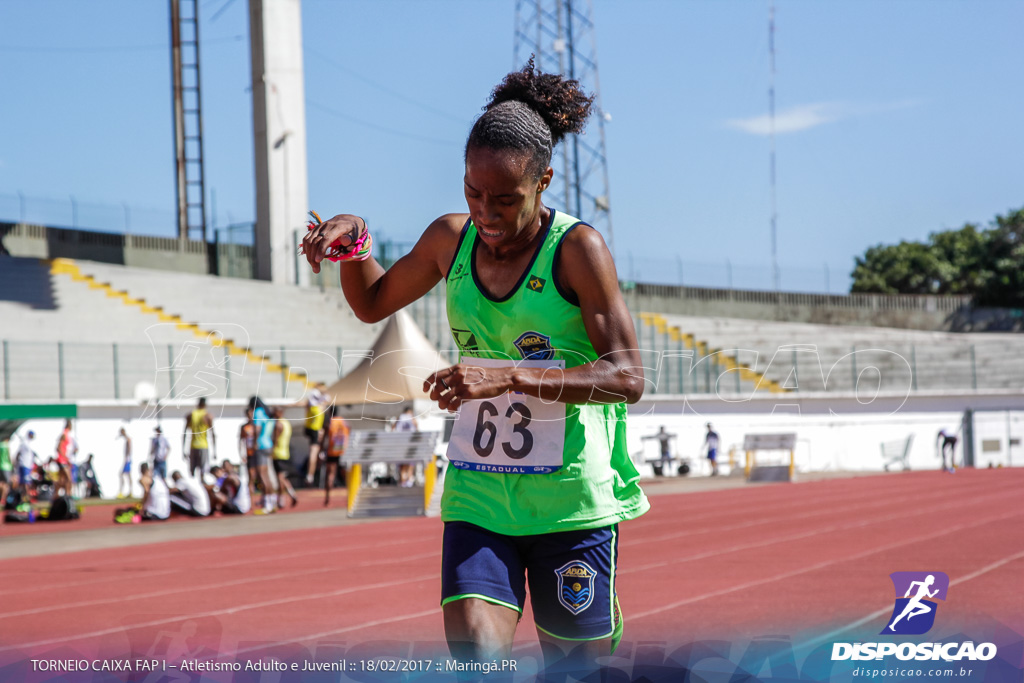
[1,0,1021,292]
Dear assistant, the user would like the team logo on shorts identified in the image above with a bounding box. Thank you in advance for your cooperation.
[555,561,596,615]
[514,331,554,360]
[882,572,949,635]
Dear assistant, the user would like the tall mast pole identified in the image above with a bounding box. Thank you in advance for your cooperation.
[769,1,779,291]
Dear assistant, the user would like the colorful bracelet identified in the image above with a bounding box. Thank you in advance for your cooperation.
[306,210,372,263]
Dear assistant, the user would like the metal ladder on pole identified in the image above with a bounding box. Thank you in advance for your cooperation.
[170,0,207,243]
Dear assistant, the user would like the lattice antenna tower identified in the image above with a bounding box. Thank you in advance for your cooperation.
[514,0,614,257]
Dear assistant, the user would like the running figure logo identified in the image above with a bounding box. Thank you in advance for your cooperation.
[882,571,949,635]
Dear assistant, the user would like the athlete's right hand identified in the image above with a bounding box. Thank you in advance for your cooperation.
[302,214,365,274]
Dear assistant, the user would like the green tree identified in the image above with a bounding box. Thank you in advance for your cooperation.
[851,207,1024,307]
[980,208,1024,307]
[851,241,946,295]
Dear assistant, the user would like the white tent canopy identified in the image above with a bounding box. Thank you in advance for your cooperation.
[326,310,452,406]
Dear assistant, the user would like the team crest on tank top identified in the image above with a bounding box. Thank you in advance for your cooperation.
[513,331,554,361]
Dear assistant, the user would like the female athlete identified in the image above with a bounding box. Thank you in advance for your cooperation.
[302,60,649,676]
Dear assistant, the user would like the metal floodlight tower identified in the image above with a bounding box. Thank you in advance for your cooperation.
[170,0,208,243]
[514,0,614,258]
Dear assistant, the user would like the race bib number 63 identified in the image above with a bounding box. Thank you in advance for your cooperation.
[447,358,566,474]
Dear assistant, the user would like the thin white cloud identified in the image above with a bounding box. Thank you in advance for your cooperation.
[725,99,923,136]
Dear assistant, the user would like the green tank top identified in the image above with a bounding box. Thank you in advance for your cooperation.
[442,209,649,535]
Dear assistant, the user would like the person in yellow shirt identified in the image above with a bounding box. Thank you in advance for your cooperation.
[182,398,216,479]
[299,382,330,485]
[271,406,298,509]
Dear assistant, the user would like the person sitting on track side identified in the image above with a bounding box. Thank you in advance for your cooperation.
[219,461,251,515]
[206,464,229,513]
[114,462,169,523]
[168,471,212,518]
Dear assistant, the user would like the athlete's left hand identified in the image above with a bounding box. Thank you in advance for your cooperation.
[423,364,513,413]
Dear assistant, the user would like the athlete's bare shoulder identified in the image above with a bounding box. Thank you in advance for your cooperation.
[424,213,470,239]
[418,213,470,277]
[557,223,615,284]
[552,223,614,301]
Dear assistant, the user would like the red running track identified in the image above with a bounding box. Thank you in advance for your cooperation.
[0,469,1022,666]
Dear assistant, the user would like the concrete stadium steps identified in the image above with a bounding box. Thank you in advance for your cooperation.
[0,256,452,400]
[72,259,384,353]
[634,312,783,396]
[660,314,1024,393]
[65,258,399,391]
[7,253,1021,399]
[0,257,384,400]
[0,257,196,346]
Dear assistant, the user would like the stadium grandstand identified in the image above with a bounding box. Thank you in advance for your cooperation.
[3,214,1023,483]
[3,220,1022,403]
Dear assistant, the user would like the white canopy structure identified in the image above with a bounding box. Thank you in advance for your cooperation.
[326,310,452,406]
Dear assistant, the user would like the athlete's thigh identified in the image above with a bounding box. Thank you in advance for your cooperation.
[441,521,527,614]
[525,525,619,643]
[441,522,526,655]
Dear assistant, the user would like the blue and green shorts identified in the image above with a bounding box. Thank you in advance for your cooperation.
[441,521,621,643]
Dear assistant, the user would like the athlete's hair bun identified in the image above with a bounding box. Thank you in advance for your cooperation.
[485,56,594,144]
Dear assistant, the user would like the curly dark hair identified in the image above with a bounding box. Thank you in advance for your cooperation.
[466,57,594,180]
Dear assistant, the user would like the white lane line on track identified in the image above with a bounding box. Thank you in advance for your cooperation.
[621,486,1021,575]
[627,474,979,533]
[628,508,1024,621]
[623,477,1013,550]
[0,527,439,598]
[793,546,1024,653]
[0,574,437,653]
[0,550,440,620]
[0,515,436,575]
[12,479,944,600]
[230,609,441,656]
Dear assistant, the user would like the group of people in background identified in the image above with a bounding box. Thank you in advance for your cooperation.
[0,386,354,525]
[643,422,721,476]
[0,420,98,503]
[114,390,348,523]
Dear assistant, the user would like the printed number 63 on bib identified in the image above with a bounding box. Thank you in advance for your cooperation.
[447,358,566,474]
